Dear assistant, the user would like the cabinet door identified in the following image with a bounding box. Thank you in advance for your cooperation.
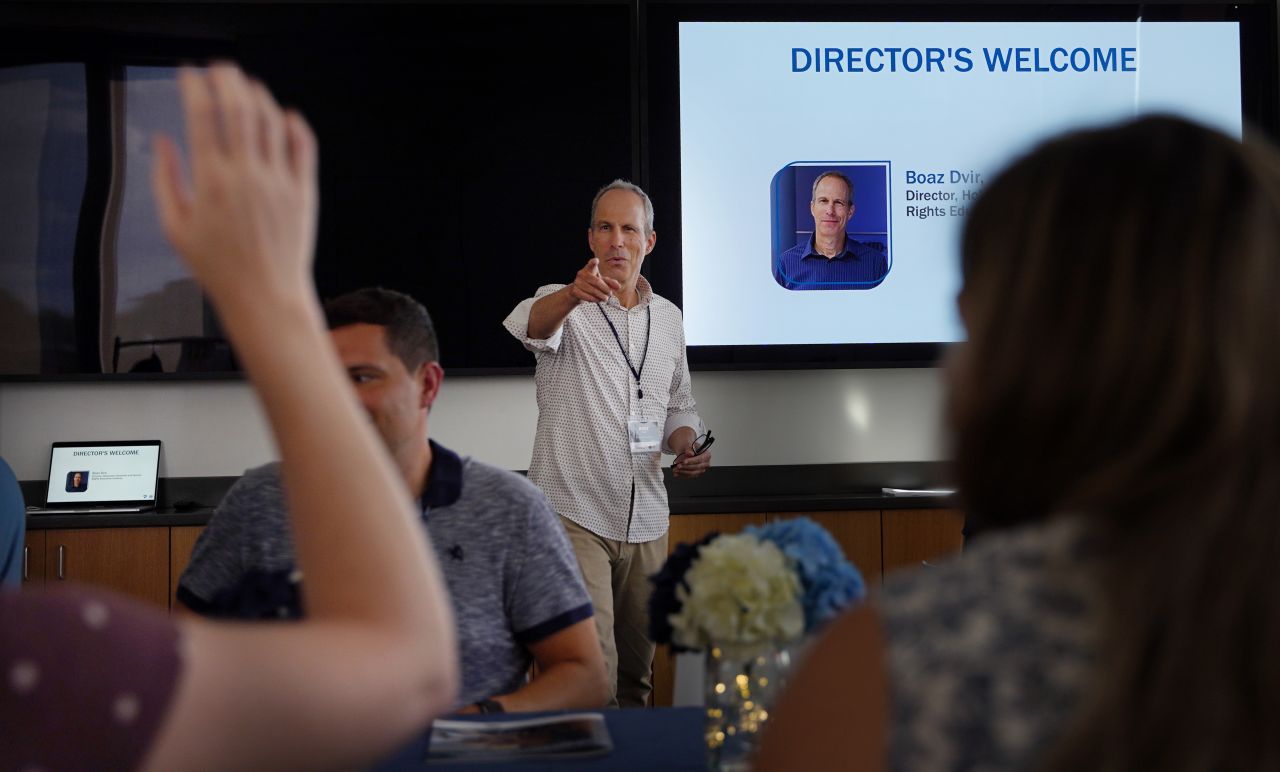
[667,513,767,551]
[653,513,767,708]
[23,530,46,586]
[766,511,882,586]
[44,527,170,609]
[170,526,205,609]
[882,508,966,575]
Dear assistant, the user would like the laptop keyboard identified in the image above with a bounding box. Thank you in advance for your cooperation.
[27,505,151,515]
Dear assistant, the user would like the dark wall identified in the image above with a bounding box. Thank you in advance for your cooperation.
[0,2,634,373]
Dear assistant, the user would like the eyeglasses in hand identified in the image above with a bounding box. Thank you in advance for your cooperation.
[672,429,714,469]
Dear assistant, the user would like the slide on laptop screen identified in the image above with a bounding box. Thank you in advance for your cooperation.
[36,441,162,514]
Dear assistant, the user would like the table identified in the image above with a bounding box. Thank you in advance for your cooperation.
[374,707,707,771]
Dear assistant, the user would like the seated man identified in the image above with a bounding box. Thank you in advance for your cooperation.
[178,287,607,714]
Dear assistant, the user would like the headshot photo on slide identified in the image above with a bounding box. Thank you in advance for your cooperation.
[66,470,89,493]
[771,162,891,291]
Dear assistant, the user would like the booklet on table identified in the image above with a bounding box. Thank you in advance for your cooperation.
[426,712,613,764]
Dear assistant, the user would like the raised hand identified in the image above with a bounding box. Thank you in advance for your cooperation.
[151,63,318,313]
[139,63,459,771]
[569,257,621,304]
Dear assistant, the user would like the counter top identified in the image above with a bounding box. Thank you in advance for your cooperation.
[25,509,214,529]
[24,460,957,529]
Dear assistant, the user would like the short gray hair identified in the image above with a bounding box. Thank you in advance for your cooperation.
[811,170,854,202]
[589,179,655,235]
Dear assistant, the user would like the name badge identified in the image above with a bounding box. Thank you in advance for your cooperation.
[628,415,662,453]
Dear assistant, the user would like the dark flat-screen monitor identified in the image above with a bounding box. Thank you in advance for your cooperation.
[643,2,1277,369]
[1,2,1274,377]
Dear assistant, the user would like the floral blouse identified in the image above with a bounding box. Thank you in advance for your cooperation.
[879,516,1102,771]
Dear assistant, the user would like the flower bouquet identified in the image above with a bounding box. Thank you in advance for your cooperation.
[649,516,867,651]
[648,517,866,770]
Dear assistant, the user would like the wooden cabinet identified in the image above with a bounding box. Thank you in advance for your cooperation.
[651,507,964,706]
[770,510,883,586]
[24,524,207,611]
[667,512,767,552]
[882,508,965,575]
[22,530,46,587]
[653,513,766,707]
[22,506,964,707]
[653,509,891,708]
[170,525,205,608]
[38,527,171,609]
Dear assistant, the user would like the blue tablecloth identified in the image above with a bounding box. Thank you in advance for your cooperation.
[375,707,706,771]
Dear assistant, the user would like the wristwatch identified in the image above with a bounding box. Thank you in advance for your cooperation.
[474,698,505,715]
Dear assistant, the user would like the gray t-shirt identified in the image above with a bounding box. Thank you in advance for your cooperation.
[178,441,593,707]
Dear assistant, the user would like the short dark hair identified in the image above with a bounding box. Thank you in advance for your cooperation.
[322,287,439,371]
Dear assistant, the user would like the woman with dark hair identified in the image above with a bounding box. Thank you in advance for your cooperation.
[757,116,1280,771]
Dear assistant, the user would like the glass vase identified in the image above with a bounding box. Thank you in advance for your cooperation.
[704,641,794,771]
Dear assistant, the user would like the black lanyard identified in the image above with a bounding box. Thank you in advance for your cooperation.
[598,303,650,400]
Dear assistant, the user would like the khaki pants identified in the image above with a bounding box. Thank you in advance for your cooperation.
[559,515,668,708]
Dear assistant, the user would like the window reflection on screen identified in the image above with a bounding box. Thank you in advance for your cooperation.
[106,65,231,374]
[0,63,88,374]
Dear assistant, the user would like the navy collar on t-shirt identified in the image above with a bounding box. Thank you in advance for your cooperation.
[420,439,464,519]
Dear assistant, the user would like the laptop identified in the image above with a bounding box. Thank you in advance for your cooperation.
[28,440,162,515]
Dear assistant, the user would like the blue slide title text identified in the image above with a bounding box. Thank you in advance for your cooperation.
[791,46,1138,74]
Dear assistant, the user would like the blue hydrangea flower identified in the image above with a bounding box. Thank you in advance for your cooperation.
[747,517,866,632]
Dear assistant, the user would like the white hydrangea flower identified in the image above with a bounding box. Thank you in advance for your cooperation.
[668,533,804,649]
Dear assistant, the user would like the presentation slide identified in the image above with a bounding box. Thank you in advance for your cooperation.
[46,445,160,503]
[679,21,1242,346]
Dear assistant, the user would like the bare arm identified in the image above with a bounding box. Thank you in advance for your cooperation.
[754,603,888,772]
[459,619,608,713]
[527,258,620,339]
[141,64,457,771]
[668,425,697,454]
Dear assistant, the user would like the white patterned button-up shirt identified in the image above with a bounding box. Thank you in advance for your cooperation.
[503,276,703,543]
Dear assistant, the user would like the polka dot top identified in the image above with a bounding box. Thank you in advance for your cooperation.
[1,587,182,771]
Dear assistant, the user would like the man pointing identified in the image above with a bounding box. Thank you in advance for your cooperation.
[504,179,712,706]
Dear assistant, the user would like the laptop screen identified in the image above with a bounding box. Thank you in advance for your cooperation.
[45,441,161,506]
